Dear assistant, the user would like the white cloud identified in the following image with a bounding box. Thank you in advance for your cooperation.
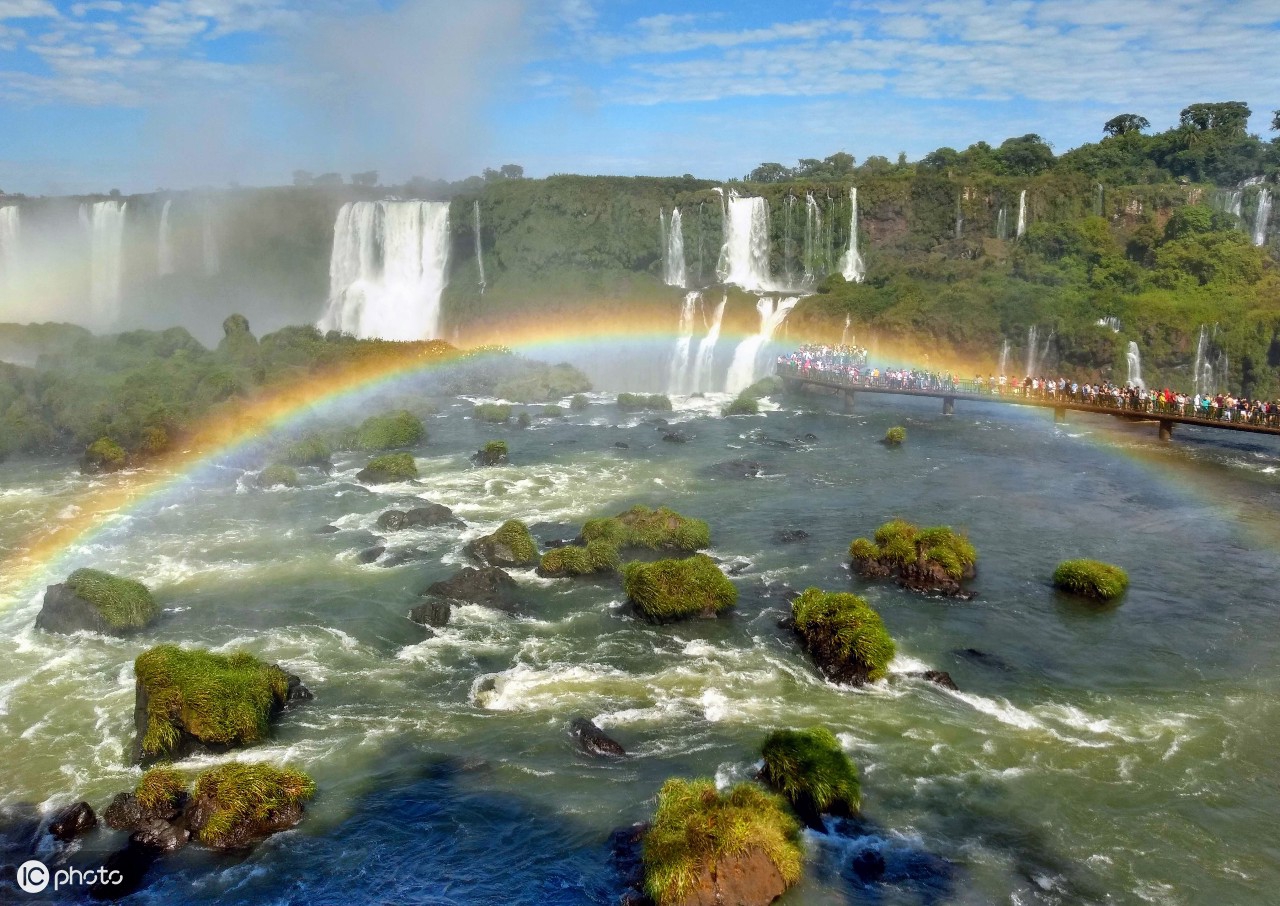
[0,0,57,19]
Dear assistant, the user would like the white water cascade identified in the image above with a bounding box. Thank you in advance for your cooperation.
[1193,325,1214,396]
[719,193,774,291]
[803,193,823,286]
[666,291,701,394]
[838,187,865,283]
[157,200,174,276]
[841,314,852,346]
[1126,341,1144,390]
[319,200,451,341]
[84,200,126,326]
[1025,325,1038,377]
[0,206,19,294]
[1252,188,1272,247]
[1016,190,1027,239]
[202,203,220,276]
[691,293,727,393]
[725,296,799,394]
[998,339,1009,375]
[473,201,486,294]
[996,207,1008,241]
[661,208,688,288]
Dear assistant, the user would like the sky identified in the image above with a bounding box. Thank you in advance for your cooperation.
[1,0,1278,194]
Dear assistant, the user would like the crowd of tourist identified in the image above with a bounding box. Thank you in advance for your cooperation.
[776,345,1280,427]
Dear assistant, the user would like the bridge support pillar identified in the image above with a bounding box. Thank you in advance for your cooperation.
[942,396,955,416]
[1159,420,1175,442]
[1054,407,1066,423]
[842,390,856,414]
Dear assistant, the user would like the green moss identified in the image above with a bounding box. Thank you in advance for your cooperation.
[624,554,737,622]
[191,762,315,849]
[581,505,710,553]
[475,403,512,423]
[642,779,802,906]
[355,410,425,451]
[64,568,157,631]
[257,464,298,488]
[791,588,896,683]
[538,540,620,577]
[136,767,187,812]
[569,394,589,411]
[134,645,291,758]
[884,425,907,445]
[358,452,418,482]
[760,727,860,817]
[1053,559,1129,600]
[277,435,332,467]
[617,393,673,412]
[721,395,759,416]
[491,520,538,563]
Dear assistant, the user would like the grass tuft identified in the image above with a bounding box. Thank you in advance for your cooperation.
[581,505,710,553]
[135,767,187,812]
[538,540,620,577]
[791,587,896,684]
[355,410,425,450]
[64,568,157,631]
[256,464,298,488]
[358,452,418,482]
[624,554,736,622]
[722,395,759,416]
[617,393,673,412]
[1053,559,1129,601]
[760,727,860,817]
[191,762,315,849]
[884,425,906,445]
[475,403,513,423]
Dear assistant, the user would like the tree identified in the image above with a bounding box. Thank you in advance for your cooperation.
[291,170,313,187]
[351,171,379,187]
[499,164,525,179]
[746,162,792,183]
[1179,101,1251,138]
[1272,109,1280,132]
[1103,114,1150,137]
[822,151,856,176]
[314,173,343,187]
[995,134,1055,176]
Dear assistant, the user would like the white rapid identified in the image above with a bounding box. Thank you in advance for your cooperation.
[1252,188,1272,247]
[690,293,727,393]
[157,200,174,276]
[838,187,865,283]
[473,200,486,294]
[1016,189,1027,239]
[661,208,688,288]
[666,291,701,394]
[1126,341,1144,390]
[202,203,220,276]
[319,200,452,341]
[83,200,127,327]
[718,193,774,291]
[725,296,799,394]
[0,206,19,295]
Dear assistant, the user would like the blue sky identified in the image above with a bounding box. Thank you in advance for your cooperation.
[1,0,1278,194]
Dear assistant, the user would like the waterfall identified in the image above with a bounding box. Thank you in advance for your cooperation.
[840,314,852,346]
[954,196,963,240]
[1016,190,1027,238]
[725,296,799,394]
[996,207,1008,241]
[83,200,126,326]
[318,200,451,341]
[1227,190,1244,223]
[783,195,796,287]
[691,293,726,392]
[824,195,837,275]
[803,193,822,285]
[1095,317,1121,333]
[1025,325,1038,376]
[0,206,18,294]
[1094,184,1104,217]
[473,200,486,294]
[998,339,1009,375]
[1193,325,1214,396]
[1252,188,1272,247]
[666,291,700,394]
[662,208,688,288]
[838,187,865,283]
[202,203,220,276]
[718,193,774,291]
[157,200,174,276]
[1126,341,1144,390]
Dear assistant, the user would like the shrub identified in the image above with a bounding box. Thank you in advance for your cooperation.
[517,412,532,428]
[256,464,298,488]
[277,435,332,467]
[475,440,509,466]
[475,403,512,423]
[1053,559,1129,600]
[82,436,127,473]
[791,588,895,684]
[760,727,860,820]
[624,554,737,622]
[139,426,170,456]
[134,645,291,758]
[356,452,418,483]
[884,425,906,445]
[617,393,673,412]
[581,505,710,553]
[541,405,565,417]
[355,410,425,451]
[538,539,621,577]
[64,568,157,632]
[135,767,187,812]
[569,393,589,411]
[190,762,315,850]
[722,395,759,416]
[642,779,802,906]
[741,375,785,399]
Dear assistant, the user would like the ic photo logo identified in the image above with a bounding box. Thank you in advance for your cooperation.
[14,859,123,896]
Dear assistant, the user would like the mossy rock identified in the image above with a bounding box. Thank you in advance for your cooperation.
[537,540,621,578]
[277,435,332,469]
[617,393,673,412]
[468,519,539,568]
[741,375,786,399]
[722,395,759,416]
[132,645,298,762]
[474,440,509,466]
[581,505,710,553]
[569,394,590,411]
[884,425,907,445]
[760,727,860,829]
[540,405,565,418]
[624,554,737,623]
[849,520,976,595]
[355,410,425,451]
[256,464,298,489]
[642,779,802,906]
[135,767,188,815]
[790,588,895,686]
[35,568,158,636]
[187,762,315,850]
[475,403,512,423]
[1053,559,1129,601]
[356,452,418,484]
[81,436,127,474]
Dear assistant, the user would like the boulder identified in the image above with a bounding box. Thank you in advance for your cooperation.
[920,670,958,691]
[130,818,189,854]
[661,431,688,443]
[315,525,340,534]
[613,442,630,449]
[376,510,411,531]
[35,570,158,637]
[774,529,809,544]
[357,546,386,564]
[406,504,464,528]
[569,717,626,757]
[90,843,157,900]
[422,567,519,611]
[409,598,452,628]
[466,519,538,569]
[472,441,509,467]
[709,459,763,479]
[670,846,791,906]
[49,801,96,842]
[851,848,887,882]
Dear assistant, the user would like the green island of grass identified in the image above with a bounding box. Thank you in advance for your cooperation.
[1053,558,1129,601]
[790,587,896,685]
[624,554,736,622]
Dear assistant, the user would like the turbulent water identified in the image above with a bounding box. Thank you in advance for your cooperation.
[2,380,1280,905]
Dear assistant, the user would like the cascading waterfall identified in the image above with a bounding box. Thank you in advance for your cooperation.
[1025,325,1038,376]
[725,296,799,394]
[1252,188,1272,247]
[996,207,1008,241]
[718,193,774,291]
[690,293,726,392]
[0,205,19,293]
[1126,342,1144,390]
[998,339,1009,375]
[661,208,688,288]
[473,201,486,294]
[1193,325,1214,396]
[1095,317,1121,333]
[954,196,964,240]
[1094,184,1104,217]
[824,195,837,275]
[157,200,174,276]
[1227,190,1244,223]
[666,291,700,394]
[841,314,852,346]
[838,187,865,283]
[318,200,451,341]
[1016,190,1027,239]
[83,200,126,326]
[783,195,796,287]
[202,203,220,276]
[803,193,822,285]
